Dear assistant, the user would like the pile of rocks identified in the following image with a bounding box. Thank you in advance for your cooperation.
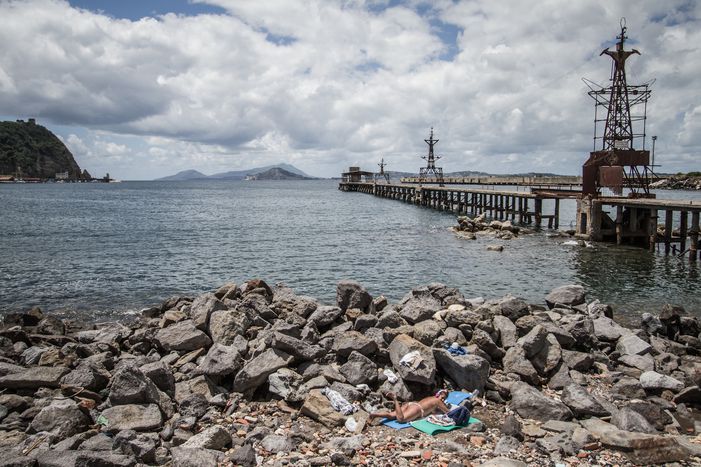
[650,175,701,191]
[452,214,525,241]
[0,279,699,466]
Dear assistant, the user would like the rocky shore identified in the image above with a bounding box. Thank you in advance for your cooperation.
[650,175,701,191]
[1,279,700,466]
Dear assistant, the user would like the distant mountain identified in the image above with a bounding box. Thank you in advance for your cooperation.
[156,164,313,181]
[246,167,312,181]
[156,169,208,181]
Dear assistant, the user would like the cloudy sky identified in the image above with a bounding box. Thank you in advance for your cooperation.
[0,0,699,180]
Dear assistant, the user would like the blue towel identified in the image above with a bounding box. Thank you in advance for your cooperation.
[381,418,412,429]
[445,391,473,406]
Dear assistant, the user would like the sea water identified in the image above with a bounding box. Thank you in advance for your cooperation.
[1,179,699,322]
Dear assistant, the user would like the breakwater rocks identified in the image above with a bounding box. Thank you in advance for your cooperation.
[0,280,700,466]
[451,214,528,241]
[650,175,701,191]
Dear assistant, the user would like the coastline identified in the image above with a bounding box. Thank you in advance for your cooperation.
[0,279,699,466]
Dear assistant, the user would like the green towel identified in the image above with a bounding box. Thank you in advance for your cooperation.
[410,417,481,435]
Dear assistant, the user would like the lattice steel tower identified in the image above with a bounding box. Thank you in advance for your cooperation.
[419,127,444,186]
[376,158,390,183]
[582,19,653,197]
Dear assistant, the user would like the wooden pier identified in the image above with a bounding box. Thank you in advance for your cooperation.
[339,181,562,229]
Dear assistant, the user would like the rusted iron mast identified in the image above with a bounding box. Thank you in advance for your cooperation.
[376,158,390,183]
[419,127,444,186]
[582,19,653,198]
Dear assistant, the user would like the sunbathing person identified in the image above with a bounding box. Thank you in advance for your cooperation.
[369,390,450,423]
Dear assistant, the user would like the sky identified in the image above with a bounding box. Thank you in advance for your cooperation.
[0,0,699,180]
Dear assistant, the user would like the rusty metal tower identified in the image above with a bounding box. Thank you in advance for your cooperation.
[419,127,444,186]
[582,19,653,197]
[376,158,391,183]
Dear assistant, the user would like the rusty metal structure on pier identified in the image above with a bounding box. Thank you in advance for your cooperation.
[582,18,653,198]
[419,128,444,186]
[376,158,390,183]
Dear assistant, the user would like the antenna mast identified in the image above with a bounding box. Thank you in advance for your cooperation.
[419,127,444,186]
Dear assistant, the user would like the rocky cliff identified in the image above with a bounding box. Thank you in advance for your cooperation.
[0,120,82,179]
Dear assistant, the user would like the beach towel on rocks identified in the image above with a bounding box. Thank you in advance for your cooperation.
[445,391,473,406]
[381,418,413,429]
[410,417,481,435]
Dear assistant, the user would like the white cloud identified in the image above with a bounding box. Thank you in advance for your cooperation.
[0,0,699,179]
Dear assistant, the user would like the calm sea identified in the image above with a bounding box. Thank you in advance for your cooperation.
[1,180,699,322]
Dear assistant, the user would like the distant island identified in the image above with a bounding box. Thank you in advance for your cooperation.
[156,163,316,181]
[0,119,94,182]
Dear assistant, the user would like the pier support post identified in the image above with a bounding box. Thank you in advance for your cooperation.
[615,206,623,245]
[535,198,542,228]
[664,210,673,255]
[553,198,560,230]
[649,209,658,252]
[690,212,700,261]
[680,211,688,254]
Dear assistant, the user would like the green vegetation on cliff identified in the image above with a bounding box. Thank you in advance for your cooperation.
[0,120,82,179]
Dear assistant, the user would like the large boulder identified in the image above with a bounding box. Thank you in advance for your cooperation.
[593,317,626,342]
[502,346,540,385]
[639,371,684,392]
[332,331,378,358]
[181,425,232,450]
[300,389,346,428]
[268,368,304,401]
[616,333,652,356]
[208,309,252,346]
[531,334,562,376]
[196,343,243,378]
[155,320,211,351]
[29,398,89,440]
[190,293,226,330]
[339,351,378,386]
[307,305,344,329]
[611,407,657,434]
[0,366,68,389]
[499,296,530,322]
[509,382,573,421]
[398,293,442,324]
[336,280,373,312]
[140,361,175,397]
[100,404,163,432]
[272,332,325,361]
[517,324,548,358]
[434,349,490,391]
[493,315,518,349]
[233,348,293,393]
[61,362,110,392]
[109,364,161,406]
[561,383,609,417]
[388,334,436,386]
[545,285,585,309]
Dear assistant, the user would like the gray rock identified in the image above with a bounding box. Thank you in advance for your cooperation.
[229,444,256,467]
[29,398,89,440]
[501,414,523,440]
[559,314,596,350]
[260,434,296,454]
[332,331,378,358]
[673,385,701,404]
[499,296,530,322]
[179,393,209,419]
[502,346,539,385]
[593,316,625,341]
[60,362,110,392]
[353,314,378,332]
[113,430,157,463]
[547,364,574,390]
[0,362,24,377]
[100,404,163,432]
[170,447,224,467]
[109,364,161,406]
[0,366,68,389]
[478,458,527,467]
[531,333,561,376]
[561,383,609,417]
[271,332,326,361]
[509,382,572,421]
[413,320,446,346]
[37,316,66,335]
[618,354,655,372]
[174,375,216,403]
[195,343,242,378]
[434,349,489,391]
[611,376,646,399]
[233,348,293,393]
[640,370,684,392]
[336,280,372,312]
[471,329,505,360]
[268,368,303,401]
[616,333,652,356]
[339,351,378,386]
[307,305,344,329]
[181,425,232,450]
[611,406,657,433]
[300,389,346,427]
[517,324,548,358]
[494,435,521,454]
[155,320,211,351]
[493,315,518,349]
[377,309,408,328]
[545,285,585,309]
[561,349,594,372]
[208,309,252,345]
[388,334,436,386]
[398,293,442,324]
[189,293,226,330]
